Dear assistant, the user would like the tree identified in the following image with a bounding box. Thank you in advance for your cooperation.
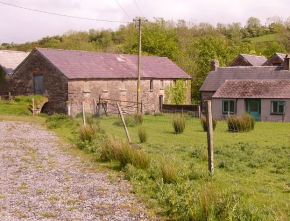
[246,17,261,29]
[141,18,179,59]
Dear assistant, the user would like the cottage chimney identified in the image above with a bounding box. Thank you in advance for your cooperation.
[284,55,290,70]
[210,60,219,71]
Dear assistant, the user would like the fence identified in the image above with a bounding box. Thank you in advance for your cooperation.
[0,92,13,101]
[68,98,142,117]
[161,104,201,117]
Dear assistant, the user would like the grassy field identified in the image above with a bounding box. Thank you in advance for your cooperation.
[1,97,290,220]
[97,114,290,219]
[245,33,277,43]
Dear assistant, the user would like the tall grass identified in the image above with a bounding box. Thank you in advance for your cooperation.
[3,100,290,220]
[98,137,150,170]
[227,112,255,132]
[138,126,148,143]
[172,115,185,134]
[200,114,217,131]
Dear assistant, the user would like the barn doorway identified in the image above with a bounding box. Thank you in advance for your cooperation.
[33,74,44,94]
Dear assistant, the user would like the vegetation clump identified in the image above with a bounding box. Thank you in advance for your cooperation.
[172,115,185,133]
[98,137,150,170]
[113,113,143,127]
[46,113,75,129]
[200,114,217,131]
[227,112,255,132]
[138,126,148,143]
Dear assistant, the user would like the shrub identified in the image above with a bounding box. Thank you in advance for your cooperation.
[144,110,151,115]
[78,124,98,142]
[138,126,148,143]
[172,115,185,134]
[200,114,217,131]
[133,113,143,125]
[98,137,150,170]
[227,112,255,132]
[160,161,178,184]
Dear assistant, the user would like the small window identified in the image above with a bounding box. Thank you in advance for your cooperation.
[83,81,90,93]
[150,80,153,92]
[120,81,126,91]
[102,81,108,92]
[271,101,285,114]
[222,100,235,114]
[160,80,164,89]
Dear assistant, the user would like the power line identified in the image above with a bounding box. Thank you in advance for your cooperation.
[0,34,26,42]
[134,0,145,18]
[116,0,132,20]
[0,1,129,24]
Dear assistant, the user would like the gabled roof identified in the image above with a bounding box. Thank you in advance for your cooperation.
[200,66,290,92]
[262,52,288,66]
[29,48,191,80]
[212,79,290,99]
[0,50,29,74]
[228,54,267,66]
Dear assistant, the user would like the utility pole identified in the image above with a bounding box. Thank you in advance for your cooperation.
[134,18,142,113]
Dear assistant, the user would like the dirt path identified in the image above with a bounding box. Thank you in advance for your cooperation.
[0,121,150,221]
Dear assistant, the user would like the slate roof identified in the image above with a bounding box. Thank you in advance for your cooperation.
[212,79,290,99]
[31,48,191,80]
[262,52,288,66]
[199,66,290,92]
[0,50,29,74]
[228,54,267,66]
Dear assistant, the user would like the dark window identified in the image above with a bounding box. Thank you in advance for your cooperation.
[271,101,285,114]
[150,80,153,91]
[222,100,235,114]
[33,74,44,94]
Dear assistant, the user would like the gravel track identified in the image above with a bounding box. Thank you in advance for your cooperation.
[0,121,150,221]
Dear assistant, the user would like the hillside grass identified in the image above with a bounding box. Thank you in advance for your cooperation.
[245,33,277,43]
[1,98,290,220]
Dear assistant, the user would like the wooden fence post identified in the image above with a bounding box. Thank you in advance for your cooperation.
[198,105,201,119]
[93,98,96,114]
[82,102,86,126]
[206,100,214,174]
[117,102,131,143]
[32,98,35,115]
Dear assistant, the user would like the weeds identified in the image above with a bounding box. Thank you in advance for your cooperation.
[138,126,148,143]
[46,114,75,129]
[200,114,217,131]
[112,113,143,127]
[227,112,255,132]
[172,115,185,134]
[98,137,150,170]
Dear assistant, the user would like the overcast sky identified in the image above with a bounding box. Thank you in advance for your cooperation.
[1,0,289,44]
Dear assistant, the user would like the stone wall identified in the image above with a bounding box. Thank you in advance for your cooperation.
[4,50,69,115]
[2,50,191,116]
[67,79,178,116]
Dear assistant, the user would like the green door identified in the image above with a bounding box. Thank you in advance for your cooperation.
[247,99,260,121]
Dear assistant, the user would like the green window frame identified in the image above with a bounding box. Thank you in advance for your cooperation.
[222,100,235,114]
[271,101,285,114]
